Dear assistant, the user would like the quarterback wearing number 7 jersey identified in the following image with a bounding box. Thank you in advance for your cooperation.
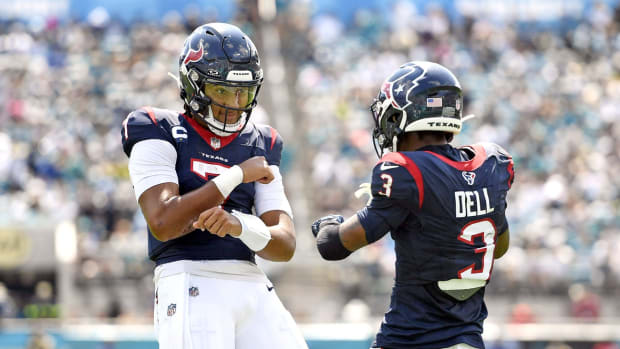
[311,61,514,349]
[122,23,307,349]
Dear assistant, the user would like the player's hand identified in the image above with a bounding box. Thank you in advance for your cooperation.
[193,206,242,237]
[311,214,344,238]
[238,156,274,184]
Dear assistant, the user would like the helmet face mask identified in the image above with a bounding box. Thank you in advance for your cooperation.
[370,61,464,158]
[371,99,405,158]
[188,78,259,136]
[178,23,263,136]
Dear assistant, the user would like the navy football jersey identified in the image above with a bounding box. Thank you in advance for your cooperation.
[357,143,514,349]
[121,107,283,265]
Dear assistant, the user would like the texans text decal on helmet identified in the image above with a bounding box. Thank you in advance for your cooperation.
[178,23,263,137]
[370,61,465,157]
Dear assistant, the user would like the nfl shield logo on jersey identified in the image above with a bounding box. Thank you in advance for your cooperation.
[167,303,176,316]
[189,286,199,297]
[462,171,476,185]
[210,137,221,149]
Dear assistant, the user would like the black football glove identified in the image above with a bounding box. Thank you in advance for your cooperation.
[311,214,344,238]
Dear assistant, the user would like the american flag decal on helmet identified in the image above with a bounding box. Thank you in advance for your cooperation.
[427,97,443,107]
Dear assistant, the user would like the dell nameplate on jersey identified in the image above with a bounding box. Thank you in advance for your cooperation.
[455,188,494,218]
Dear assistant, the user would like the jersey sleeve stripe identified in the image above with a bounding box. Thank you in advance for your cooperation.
[269,127,278,150]
[380,152,424,209]
[507,159,515,188]
[424,144,487,171]
[142,106,159,125]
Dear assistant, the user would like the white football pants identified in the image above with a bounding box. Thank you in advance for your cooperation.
[154,260,308,349]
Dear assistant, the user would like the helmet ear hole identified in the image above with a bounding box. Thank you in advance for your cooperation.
[383,107,402,128]
[387,112,399,124]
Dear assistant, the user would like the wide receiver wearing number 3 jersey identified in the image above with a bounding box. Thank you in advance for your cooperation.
[311,61,515,349]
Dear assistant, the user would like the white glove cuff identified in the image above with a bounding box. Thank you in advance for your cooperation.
[211,165,243,198]
[231,210,272,252]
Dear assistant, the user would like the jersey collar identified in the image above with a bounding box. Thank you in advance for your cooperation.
[422,144,486,171]
[182,113,240,150]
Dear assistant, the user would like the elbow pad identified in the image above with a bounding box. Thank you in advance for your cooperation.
[316,223,352,261]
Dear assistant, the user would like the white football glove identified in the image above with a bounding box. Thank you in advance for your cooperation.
[354,182,373,205]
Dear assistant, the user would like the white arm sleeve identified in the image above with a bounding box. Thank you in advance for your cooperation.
[254,165,293,218]
[128,139,178,202]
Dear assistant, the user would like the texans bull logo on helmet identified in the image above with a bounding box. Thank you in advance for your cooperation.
[183,39,205,66]
[384,64,426,110]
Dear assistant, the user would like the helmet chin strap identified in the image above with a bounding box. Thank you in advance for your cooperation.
[391,135,399,153]
[390,112,407,153]
[391,125,410,153]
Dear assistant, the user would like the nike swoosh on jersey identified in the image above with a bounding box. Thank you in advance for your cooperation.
[380,162,399,170]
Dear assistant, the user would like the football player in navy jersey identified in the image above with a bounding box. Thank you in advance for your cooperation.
[311,61,515,349]
[121,23,308,349]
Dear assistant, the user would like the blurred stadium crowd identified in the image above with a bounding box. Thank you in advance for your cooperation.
[0,0,618,323]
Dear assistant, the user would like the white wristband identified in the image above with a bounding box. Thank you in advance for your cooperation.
[211,165,243,198]
[231,210,272,252]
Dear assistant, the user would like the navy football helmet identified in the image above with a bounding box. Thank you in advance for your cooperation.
[370,61,464,157]
[178,23,263,136]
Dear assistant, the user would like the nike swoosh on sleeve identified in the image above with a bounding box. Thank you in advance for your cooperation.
[380,162,399,170]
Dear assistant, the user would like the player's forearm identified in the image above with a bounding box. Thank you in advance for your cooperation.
[147,164,255,241]
[257,226,296,261]
[147,183,225,241]
[339,215,369,251]
[311,214,369,261]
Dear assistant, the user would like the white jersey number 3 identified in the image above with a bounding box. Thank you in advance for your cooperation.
[378,174,393,197]
[457,219,496,280]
